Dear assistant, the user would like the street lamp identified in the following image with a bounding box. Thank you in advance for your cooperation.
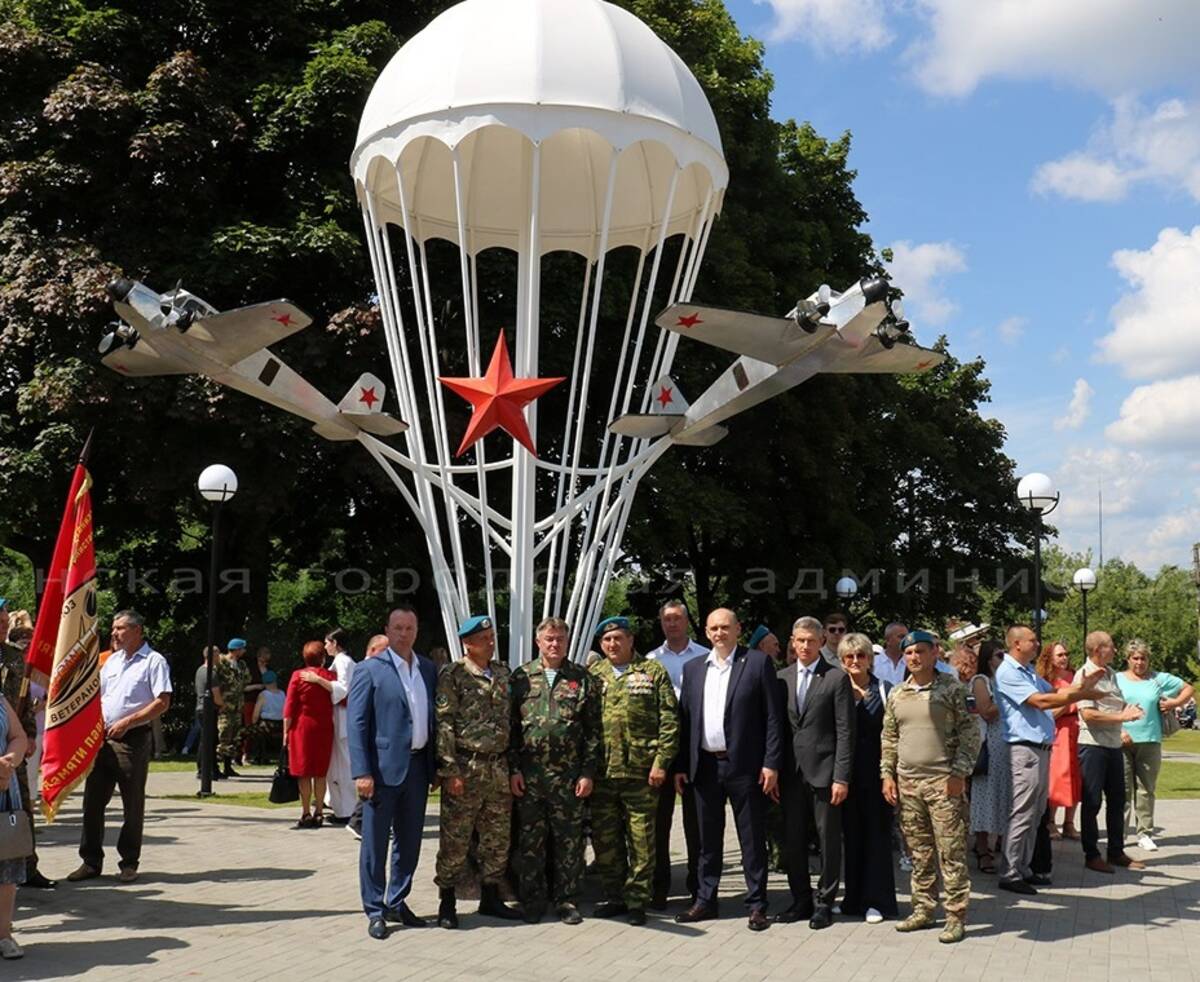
[1073,567,1097,640]
[197,464,237,796]
[835,576,859,605]
[1017,472,1059,648]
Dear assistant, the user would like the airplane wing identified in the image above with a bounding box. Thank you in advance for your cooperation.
[101,339,189,377]
[820,338,946,374]
[181,301,311,365]
[656,303,834,367]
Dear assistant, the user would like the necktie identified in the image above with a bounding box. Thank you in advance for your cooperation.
[796,667,811,714]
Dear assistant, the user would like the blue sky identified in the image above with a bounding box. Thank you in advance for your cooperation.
[722,0,1200,571]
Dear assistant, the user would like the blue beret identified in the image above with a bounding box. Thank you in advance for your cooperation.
[748,625,772,649]
[227,637,247,650]
[261,670,277,684]
[901,629,936,649]
[457,615,493,639]
[0,598,7,609]
[594,615,631,638]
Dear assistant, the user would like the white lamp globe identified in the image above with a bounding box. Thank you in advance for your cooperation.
[835,576,858,600]
[1073,567,1097,592]
[1016,472,1057,511]
[198,464,238,503]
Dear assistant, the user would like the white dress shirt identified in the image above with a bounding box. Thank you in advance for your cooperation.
[795,661,817,715]
[100,643,172,725]
[873,651,906,687]
[700,651,734,752]
[647,638,710,698]
[389,649,428,750]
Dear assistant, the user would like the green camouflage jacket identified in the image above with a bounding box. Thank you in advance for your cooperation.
[510,658,600,781]
[589,654,678,780]
[212,656,249,714]
[436,657,512,778]
[0,641,36,737]
[880,671,980,781]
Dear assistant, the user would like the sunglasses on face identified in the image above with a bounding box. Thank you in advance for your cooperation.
[842,651,870,660]
[825,626,846,634]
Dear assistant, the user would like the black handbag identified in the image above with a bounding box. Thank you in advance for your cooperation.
[268,746,299,804]
[972,737,989,777]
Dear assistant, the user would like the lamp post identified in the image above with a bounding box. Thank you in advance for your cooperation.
[835,575,859,607]
[1073,567,1097,641]
[197,464,237,797]
[1017,472,1059,648]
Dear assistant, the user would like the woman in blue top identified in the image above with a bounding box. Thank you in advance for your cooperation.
[0,693,28,959]
[1116,640,1194,851]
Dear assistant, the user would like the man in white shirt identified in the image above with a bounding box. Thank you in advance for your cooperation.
[873,622,908,687]
[820,613,849,666]
[310,628,357,823]
[68,609,171,884]
[646,600,707,908]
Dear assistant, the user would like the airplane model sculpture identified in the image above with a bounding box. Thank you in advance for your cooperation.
[610,275,944,445]
[100,279,407,442]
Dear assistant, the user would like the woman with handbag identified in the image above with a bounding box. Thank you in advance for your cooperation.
[969,640,1010,874]
[1116,640,1194,851]
[0,693,30,959]
[282,642,336,829]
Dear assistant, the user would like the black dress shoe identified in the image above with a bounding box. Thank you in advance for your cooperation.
[556,903,583,925]
[367,917,388,940]
[478,883,523,920]
[593,901,628,919]
[24,871,57,890]
[809,907,833,930]
[1025,873,1052,887]
[998,878,1037,895]
[748,909,771,932]
[773,904,813,924]
[523,903,546,924]
[385,903,428,927]
[627,907,646,926]
[649,893,669,911]
[674,903,719,924]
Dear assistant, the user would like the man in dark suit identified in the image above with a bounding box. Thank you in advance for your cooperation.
[776,615,855,929]
[674,608,782,932]
[348,605,439,940]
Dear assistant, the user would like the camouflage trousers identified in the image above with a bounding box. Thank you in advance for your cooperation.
[435,755,512,889]
[591,777,658,908]
[898,775,970,918]
[514,769,585,906]
[216,709,242,763]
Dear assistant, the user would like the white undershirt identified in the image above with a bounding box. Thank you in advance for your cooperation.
[700,651,734,752]
[390,649,428,750]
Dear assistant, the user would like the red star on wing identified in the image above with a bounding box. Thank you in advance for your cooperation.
[915,359,933,370]
[676,312,703,329]
[439,330,565,457]
[358,386,378,409]
[272,312,295,327]
[656,386,674,408]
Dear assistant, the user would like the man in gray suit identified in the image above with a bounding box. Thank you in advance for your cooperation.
[775,616,855,929]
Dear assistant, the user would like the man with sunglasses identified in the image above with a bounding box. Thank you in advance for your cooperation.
[820,613,849,667]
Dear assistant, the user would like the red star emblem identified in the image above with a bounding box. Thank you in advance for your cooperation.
[915,359,933,370]
[358,386,378,409]
[439,330,565,457]
[676,313,703,329]
[656,386,674,408]
[272,312,294,327]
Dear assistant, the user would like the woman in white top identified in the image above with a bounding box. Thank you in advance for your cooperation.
[969,641,1011,874]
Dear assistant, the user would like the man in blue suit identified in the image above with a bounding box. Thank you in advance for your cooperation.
[674,608,782,931]
[349,605,439,940]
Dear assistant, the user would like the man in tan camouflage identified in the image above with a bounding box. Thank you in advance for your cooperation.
[588,615,678,926]
[881,629,979,944]
[510,617,600,925]
[433,615,522,928]
[212,638,249,778]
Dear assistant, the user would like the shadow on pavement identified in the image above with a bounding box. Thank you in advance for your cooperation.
[0,935,189,980]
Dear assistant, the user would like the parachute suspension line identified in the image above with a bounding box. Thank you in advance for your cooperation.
[663,195,717,374]
[542,255,595,620]
[453,150,497,630]
[360,204,408,426]
[388,164,465,633]
[638,223,694,416]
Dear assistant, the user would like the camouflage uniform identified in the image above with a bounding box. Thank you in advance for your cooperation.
[880,672,980,922]
[1,641,39,876]
[212,655,249,766]
[589,655,678,909]
[510,658,600,908]
[435,657,513,889]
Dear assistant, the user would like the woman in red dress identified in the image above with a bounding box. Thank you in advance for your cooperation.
[283,641,336,828]
[1037,641,1081,838]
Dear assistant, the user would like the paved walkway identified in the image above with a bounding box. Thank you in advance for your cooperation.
[14,769,1200,981]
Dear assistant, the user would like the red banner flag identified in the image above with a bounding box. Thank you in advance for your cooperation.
[26,459,103,821]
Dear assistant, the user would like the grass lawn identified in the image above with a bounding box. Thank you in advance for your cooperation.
[1162,729,1200,755]
[157,791,292,809]
[149,756,273,773]
[1156,760,1200,799]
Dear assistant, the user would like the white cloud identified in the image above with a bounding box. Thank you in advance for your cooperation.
[906,0,1200,98]
[752,0,892,52]
[1051,346,1071,365]
[1032,97,1200,203]
[1096,226,1200,379]
[1106,375,1200,449]
[997,316,1026,345]
[884,240,967,326]
[1054,378,1094,432]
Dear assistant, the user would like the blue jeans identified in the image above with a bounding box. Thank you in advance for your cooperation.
[181,712,202,756]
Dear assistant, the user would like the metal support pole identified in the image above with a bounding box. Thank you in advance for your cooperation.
[1033,517,1043,649]
[1081,589,1088,643]
[198,502,222,796]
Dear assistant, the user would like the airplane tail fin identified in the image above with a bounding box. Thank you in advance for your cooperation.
[609,376,705,440]
[316,372,408,439]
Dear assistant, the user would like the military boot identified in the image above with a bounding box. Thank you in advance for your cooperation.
[895,910,937,933]
[222,759,240,778]
[938,917,965,944]
[478,883,523,920]
[437,888,459,929]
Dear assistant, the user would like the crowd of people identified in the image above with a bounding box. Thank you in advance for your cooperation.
[0,597,1194,959]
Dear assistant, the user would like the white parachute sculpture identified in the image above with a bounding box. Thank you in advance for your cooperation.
[352,0,728,663]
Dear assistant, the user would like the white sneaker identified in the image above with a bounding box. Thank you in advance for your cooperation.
[865,908,884,924]
[1138,834,1158,852]
[0,937,23,960]
[899,854,914,872]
